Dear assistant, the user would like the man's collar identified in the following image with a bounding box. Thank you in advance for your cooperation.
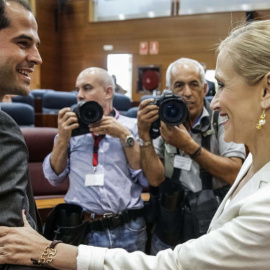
[191,106,211,134]
[109,109,116,117]
[111,108,120,119]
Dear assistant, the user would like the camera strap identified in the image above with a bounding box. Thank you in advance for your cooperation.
[164,102,216,192]
[160,149,182,194]
[92,134,105,172]
[199,100,219,189]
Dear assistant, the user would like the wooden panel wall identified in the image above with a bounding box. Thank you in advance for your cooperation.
[35,0,270,101]
[35,0,61,91]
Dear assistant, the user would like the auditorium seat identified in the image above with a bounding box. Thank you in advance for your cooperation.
[113,93,131,116]
[20,127,69,199]
[11,92,35,108]
[30,89,56,113]
[0,102,35,126]
[31,89,55,99]
[42,91,77,114]
[126,106,138,118]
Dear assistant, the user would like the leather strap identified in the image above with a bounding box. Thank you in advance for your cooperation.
[50,240,63,249]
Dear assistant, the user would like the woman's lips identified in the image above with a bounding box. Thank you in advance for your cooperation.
[220,113,229,124]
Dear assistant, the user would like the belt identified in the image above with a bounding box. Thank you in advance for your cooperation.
[83,212,104,221]
[83,208,144,231]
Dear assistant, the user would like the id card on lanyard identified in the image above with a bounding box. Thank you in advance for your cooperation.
[173,112,202,172]
[85,134,105,186]
[84,109,120,186]
[174,155,192,171]
[85,167,105,186]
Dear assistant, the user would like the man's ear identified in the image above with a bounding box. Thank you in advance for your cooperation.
[105,86,114,100]
[261,72,270,110]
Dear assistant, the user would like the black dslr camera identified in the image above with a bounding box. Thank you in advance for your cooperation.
[71,101,103,137]
[150,90,189,139]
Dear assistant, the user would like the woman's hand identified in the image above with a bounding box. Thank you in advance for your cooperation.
[0,210,51,266]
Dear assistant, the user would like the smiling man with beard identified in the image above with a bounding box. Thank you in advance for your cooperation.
[137,57,246,254]
[0,0,43,269]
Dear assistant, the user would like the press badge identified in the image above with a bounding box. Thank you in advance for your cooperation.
[174,155,192,171]
[85,166,104,186]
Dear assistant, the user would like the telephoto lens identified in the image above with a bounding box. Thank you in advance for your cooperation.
[159,95,189,126]
[150,90,189,139]
[72,101,104,137]
[76,101,103,125]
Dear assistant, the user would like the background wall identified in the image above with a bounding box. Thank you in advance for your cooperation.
[35,0,62,91]
[33,0,270,102]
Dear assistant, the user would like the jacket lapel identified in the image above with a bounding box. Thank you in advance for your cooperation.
[208,154,252,231]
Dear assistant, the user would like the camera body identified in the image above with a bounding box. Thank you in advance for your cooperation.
[71,101,103,137]
[150,90,189,139]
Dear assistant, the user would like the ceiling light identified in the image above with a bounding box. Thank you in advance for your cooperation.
[119,14,125,20]
[148,11,155,18]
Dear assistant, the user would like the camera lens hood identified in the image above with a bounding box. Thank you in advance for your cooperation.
[159,97,189,126]
[79,101,103,124]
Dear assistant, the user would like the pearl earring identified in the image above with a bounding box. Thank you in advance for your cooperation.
[256,110,266,129]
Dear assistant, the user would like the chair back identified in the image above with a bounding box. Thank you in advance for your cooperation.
[12,93,35,108]
[42,91,77,114]
[127,107,138,118]
[0,102,35,126]
[113,93,131,116]
[31,89,55,99]
[21,127,69,198]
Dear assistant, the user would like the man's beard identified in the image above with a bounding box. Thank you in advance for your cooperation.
[0,63,30,97]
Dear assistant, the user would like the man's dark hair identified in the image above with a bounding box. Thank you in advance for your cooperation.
[0,0,32,31]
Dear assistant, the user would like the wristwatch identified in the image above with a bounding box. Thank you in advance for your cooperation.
[123,134,135,147]
[138,138,152,147]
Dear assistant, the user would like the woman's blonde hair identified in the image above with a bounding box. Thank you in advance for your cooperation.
[218,20,270,85]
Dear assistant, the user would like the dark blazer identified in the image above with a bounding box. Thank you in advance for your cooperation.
[206,80,216,96]
[0,110,44,270]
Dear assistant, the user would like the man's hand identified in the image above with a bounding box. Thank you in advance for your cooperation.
[160,122,199,155]
[90,116,141,169]
[90,116,130,141]
[50,108,79,175]
[137,99,159,140]
[57,108,79,143]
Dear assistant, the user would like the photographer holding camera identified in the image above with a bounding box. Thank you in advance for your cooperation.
[43,67,148,251]
[137,58,246,254]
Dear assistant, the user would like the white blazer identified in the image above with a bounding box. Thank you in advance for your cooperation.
[77,153,270,270]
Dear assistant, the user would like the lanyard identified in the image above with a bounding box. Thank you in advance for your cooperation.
[92,134,104,172]
[91,108,118,172]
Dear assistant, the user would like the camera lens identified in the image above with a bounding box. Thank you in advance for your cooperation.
[159,98,188,125]
[166,104,179,118]
[79,101,103,124]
